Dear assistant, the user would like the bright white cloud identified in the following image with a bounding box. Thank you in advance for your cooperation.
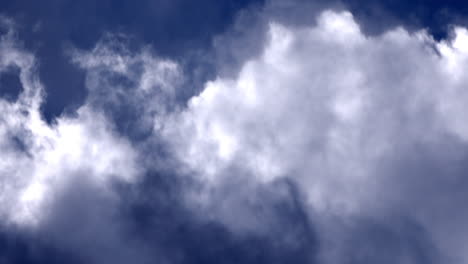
[159,10,468,262]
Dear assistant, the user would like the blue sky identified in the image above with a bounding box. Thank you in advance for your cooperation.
[1,1,468,263]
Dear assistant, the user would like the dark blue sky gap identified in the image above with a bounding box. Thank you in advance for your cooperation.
[0,0,264,122]
[2,0,468,122]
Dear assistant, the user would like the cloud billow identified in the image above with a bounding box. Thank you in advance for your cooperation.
[1,5,468,264]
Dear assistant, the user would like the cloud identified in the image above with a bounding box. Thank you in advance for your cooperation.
[3,5,468,263]
[159,10,468,263]
[0,25,160,263]
[0,25,140,229]
[69,35,182,138]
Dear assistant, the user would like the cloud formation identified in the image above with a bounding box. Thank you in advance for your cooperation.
[0,27,139,229]
[160,10,468,263]
[2,5,468,264]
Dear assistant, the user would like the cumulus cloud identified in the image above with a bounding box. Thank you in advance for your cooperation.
[3,4,468,264]
[159,10,468,263]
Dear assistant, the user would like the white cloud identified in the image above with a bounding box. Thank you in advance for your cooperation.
[160,10,468,262]
[0,32,140,228]
[3,8,468,262]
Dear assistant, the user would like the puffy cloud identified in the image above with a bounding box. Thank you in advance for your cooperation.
[160,10,468,263]
[3,5,468,263]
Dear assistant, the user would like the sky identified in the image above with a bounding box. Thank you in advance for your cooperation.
[1,0,468,263]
